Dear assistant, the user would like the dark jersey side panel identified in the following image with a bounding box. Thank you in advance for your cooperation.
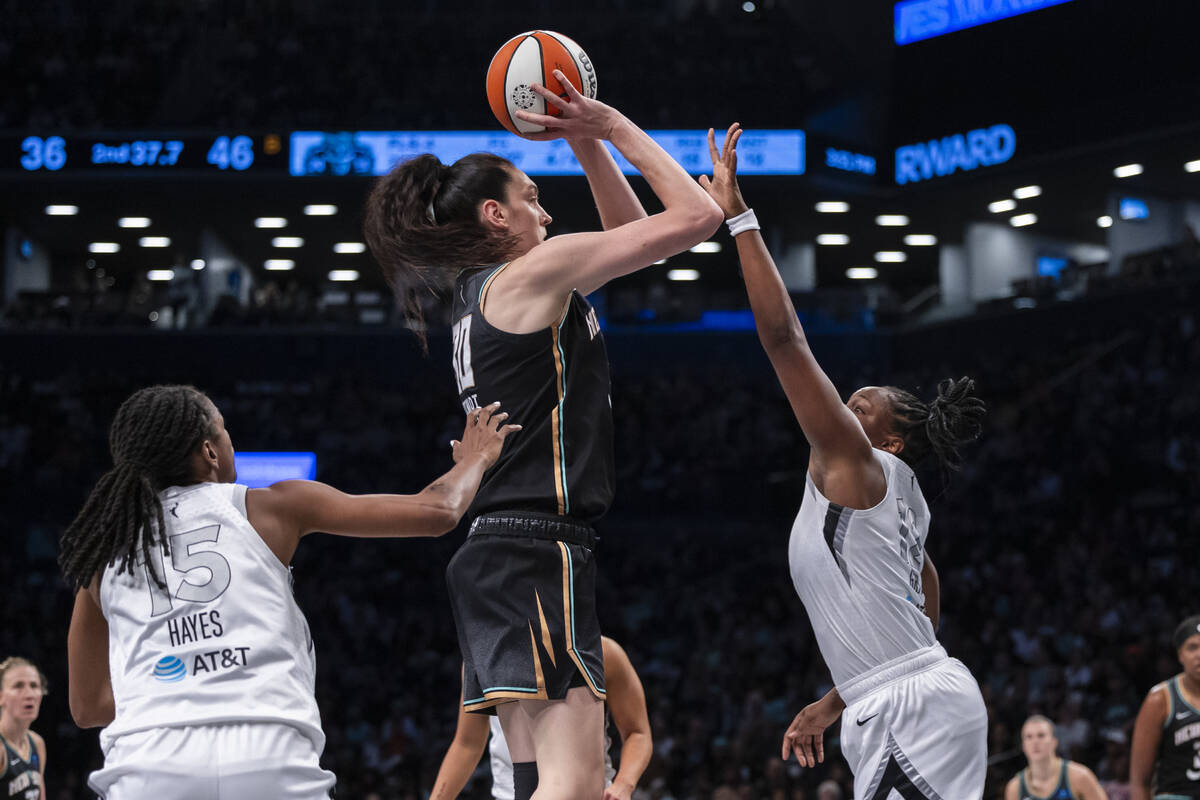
[451,265,614,523]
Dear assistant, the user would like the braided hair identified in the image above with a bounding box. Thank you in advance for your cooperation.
[59,385,217,592]
[885,377,986,474]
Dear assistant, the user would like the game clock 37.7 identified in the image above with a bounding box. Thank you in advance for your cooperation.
[16,134,269,174]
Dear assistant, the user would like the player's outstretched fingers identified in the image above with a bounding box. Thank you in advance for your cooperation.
[707,127,720,164]
[551,69,583,101]
[514,109,564,129]
[529,82,570,112]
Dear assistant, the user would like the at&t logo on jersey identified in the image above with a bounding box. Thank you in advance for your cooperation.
[152,655,187,683]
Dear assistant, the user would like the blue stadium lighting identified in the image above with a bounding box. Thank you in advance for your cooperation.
[894,0,1074,45]
[234,452,318,488]
[1118,197,1149,220]
[289,130,806,177]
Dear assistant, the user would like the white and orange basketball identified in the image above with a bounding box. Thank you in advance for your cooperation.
[486,30,598,136]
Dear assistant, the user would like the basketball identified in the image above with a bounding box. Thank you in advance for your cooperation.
[486,30,597,136]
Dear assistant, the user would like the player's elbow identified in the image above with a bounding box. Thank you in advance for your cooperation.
[426,504,465,537]
[688,198,725,239]
[70,693,114,728]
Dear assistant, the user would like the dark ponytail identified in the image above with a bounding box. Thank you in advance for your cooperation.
[886,377,986,474]
[59,385,216,591]
[364,152,522,347]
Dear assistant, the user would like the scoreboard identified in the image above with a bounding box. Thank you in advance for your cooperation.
[5,130,807,178]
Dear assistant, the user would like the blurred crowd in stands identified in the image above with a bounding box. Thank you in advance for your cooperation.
[0,0,809,132]
[2,277,1197,799]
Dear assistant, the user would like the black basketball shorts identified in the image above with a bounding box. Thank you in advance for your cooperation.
[445,512,606,713]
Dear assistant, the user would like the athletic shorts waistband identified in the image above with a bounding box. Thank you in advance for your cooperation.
[469,511,597,549]
[837,644,948,707]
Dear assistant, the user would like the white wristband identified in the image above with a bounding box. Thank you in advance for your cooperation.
[726,208,760,237]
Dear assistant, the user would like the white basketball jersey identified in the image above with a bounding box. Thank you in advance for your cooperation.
[98,482,324,755]
[487,713,615,798]
[788,449,937,687]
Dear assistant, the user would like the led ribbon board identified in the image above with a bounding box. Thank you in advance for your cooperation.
[234,452,317,489]
[895,123,1016,185]
[895,0,1075,45]
[288,130,805,177]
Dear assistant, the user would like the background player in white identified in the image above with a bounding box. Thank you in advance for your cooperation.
[701,124,989,799]
[1129,615,1200,800]
[0,657,47,800]
[61,384,517,799]
[430,636,651,800]
[1005,715,1108,800]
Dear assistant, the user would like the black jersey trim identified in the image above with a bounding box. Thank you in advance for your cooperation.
[1018,760,1073,800]
[550,315,570,515]
[822,502,853,583]
[864,733,945,800]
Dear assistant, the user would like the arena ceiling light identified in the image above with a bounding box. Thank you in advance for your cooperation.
[118,217,151,228]
[815,201,850,213]
[874,251,907,263]
[303,205,338,216]
[846,267,878,280]
[271,237,304,248]
[139,236,171,247]
[45,204,78,215]
[1113,163,1143,178]
[689,241,722,254]
[255,217,288,228]
[333,242,366,254]
[816,234,850,245]
[328,270,360,282]
[146,270,175,281]
[667,269,700,281]
[988,199,1017,214]
[88,242,120,254]
[191,259,206,270]
[1185,160,1200,173]
[875,214,909,226]
[264,259,295,271]
[903,234,938,246]
[1012,185,1041,199]
[1097,216,1113,228]
[1010,213,1038,227]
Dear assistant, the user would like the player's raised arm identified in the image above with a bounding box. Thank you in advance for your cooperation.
[569,136,647,230]
[505,71,723,298]
[246,402,520,560]
[700,124,875,473]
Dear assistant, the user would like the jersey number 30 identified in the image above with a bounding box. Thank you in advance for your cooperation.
[144,525,233,617]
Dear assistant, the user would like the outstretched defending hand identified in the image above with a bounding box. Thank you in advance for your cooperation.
[514,69,622,142]
[699,123,749,220]
[781,694,842,767]
[451,401,521,467]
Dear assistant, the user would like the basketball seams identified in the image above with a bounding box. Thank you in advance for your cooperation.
[539,30,589,99]
[487,30,595,135]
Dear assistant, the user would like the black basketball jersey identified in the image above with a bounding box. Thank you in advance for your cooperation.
[450,264,614,523]
[1,733,42,800]
[1016,759,1076,800]
[1156,676,1200,797]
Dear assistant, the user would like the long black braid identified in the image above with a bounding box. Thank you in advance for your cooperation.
[885,376,986,474]
[59,385,216,592]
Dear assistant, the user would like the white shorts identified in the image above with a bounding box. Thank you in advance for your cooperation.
[838,645,987,800]
[88,721,336,800]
